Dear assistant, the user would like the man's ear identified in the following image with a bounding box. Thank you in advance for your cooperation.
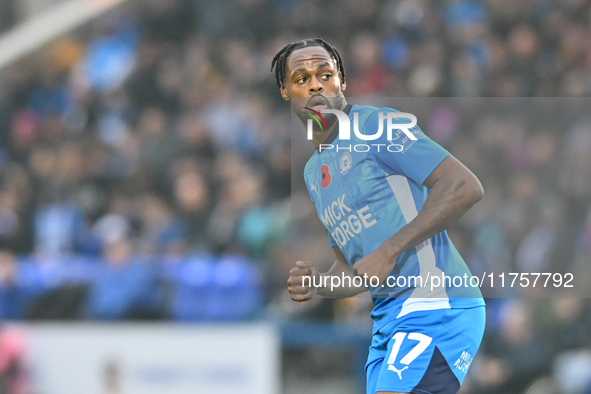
[339,72,346,91]
[280,84,290,101]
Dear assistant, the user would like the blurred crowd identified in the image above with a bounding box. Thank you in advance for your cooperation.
[1,0,591,393]
[0,0,17,34]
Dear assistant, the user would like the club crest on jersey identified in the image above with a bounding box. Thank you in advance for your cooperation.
[339,152,352,175]
[321,164,332,188]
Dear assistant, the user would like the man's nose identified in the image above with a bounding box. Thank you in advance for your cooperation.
[309,77,323,94]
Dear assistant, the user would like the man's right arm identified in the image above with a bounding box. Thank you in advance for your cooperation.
[288,246,368,301]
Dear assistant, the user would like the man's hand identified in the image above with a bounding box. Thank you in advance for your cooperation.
[288,261,319,302]
[352,244,399,285]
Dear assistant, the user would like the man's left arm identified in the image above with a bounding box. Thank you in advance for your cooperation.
[352,155,484,281]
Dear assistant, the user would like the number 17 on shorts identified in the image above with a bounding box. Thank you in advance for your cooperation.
[366,307,486,394]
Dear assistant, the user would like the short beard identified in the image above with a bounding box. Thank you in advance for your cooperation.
[292,86,346,132]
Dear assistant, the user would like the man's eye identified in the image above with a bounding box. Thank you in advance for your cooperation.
[297,77,308,83]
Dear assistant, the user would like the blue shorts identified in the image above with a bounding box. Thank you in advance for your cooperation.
[365,306,485,394]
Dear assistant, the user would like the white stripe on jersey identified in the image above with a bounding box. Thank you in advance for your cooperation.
[385,174,450,318]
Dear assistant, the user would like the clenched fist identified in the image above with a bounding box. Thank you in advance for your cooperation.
[288,261,319,302]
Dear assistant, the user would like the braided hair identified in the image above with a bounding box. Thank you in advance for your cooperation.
[270,38,346,90]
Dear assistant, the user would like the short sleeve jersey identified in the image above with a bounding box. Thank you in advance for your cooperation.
[303,104,485,332]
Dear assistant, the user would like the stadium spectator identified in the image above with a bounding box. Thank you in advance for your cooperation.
[0,251,29,320]
[85,238,158,320]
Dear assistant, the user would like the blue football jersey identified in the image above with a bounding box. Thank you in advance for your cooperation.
[303,104,485,331]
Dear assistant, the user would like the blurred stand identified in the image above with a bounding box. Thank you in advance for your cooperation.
[0,1,590,393]
[0,0,17,33]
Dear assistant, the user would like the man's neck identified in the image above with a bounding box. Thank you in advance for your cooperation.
[311,100,348,148]
[312,122,338,147]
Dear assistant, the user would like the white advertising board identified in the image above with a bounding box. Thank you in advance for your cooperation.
[20,323,280,394]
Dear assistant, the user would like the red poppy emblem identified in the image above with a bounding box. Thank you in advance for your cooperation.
[321,164,332,188]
